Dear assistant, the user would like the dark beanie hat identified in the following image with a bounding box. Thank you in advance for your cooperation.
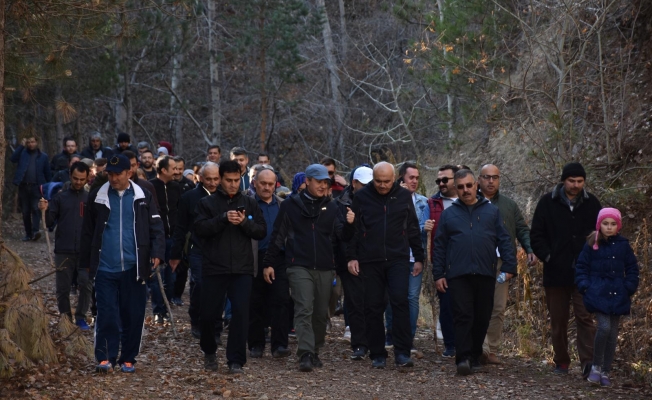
[561,162,586,181]
[117,132,130,143]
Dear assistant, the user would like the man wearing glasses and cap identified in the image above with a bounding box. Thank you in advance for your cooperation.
[432,169,517,376]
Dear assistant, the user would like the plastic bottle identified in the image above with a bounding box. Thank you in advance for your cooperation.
[496,272,507,284]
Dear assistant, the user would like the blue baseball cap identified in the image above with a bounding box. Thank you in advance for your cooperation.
[105,154,131,173]
[305,164,330,180]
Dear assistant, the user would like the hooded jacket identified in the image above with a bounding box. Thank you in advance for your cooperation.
[346,182,424,264]
[45,186,88,254]
[80,180,166,281]
[530,183,602,287]
[11,145,51,185]
[263,192,354,271]
[432,196,517,281]
[194,187,267,276]
[575,235,639,315]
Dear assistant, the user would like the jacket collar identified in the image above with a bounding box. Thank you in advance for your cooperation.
[95,180,145,209]
[452,194,489,209]
[551,182,589,200]
[336,186,354,205]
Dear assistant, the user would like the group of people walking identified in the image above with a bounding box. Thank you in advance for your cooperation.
[11,132,639,387]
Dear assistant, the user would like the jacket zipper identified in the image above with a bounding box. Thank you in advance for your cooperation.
[120,192,124,272]
[312,223,317,269]
[383,202,388,261]
[132,194,139,281]
[164,183,171,235]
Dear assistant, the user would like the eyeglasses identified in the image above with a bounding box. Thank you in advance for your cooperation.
[435,177,452,185]
[480,175,500,181]
[456,182,475,190]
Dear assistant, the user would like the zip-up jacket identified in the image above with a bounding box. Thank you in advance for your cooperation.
[334,187,354,273]
[50,150,72,174]
[482,190,534,259]
[263,192,355,271]
[171,183,211,259]
[80,180,165,281]
[10,145,51,185]
[346,182,424,264]
[80,145,113,160]
[194,187,267,276]
[432,196,517,281]
[149,177,181,238]
[45,186,88,254]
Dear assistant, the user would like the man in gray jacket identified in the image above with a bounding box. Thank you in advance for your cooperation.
[432,169,517,376]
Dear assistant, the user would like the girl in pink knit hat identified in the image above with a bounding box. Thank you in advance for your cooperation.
[575,207,639,387]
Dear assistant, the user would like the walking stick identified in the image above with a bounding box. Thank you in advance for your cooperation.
[426,231,440,353]
[41,200,55,268]
[155,265,178,338]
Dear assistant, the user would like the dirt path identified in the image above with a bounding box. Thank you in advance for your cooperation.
[1,218,649,399]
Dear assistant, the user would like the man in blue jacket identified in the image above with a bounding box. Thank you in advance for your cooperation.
[432,169,517,376]
[80,154,165,374]
[11,135,51,241]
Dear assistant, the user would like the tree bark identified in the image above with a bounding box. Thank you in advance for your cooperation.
[0,0,6,230]
[169,23,184,155]
[207,0,221,146]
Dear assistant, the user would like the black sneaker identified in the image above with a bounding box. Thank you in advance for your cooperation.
[457,359,472,376]
[31,231,42,241]
[21,235,33,242]
[582,363,592,380]
[272,346,290,358]
[442,346,456,358]
[228,363,243,374]
[351,346,367,361]
[372,357,386,369]
[471,358,484,372]
[249,346,263,358]
[154,313,169,324]
[312,354,323,368]
[395,353,414,367]
[204,354,218,371]
[299,352,314,372]
[191,325,201,339]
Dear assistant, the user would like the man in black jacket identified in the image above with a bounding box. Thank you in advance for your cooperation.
[347,162,423,369]
[432,169,517,376]
[38,162,92,330]
[50,136,78,174]
[169,162,220,339]
[194,160,267,374]
[263,164,355,372]
[80,154,165,373]
[149,155,181,323]
[530,162,600,377]
[80,132,113,160]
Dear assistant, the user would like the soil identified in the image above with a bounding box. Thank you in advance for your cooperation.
[1,216,650,399]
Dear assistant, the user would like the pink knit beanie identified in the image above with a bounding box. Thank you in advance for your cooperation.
[593,207,622,250]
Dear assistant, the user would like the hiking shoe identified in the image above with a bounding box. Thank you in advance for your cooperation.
[228,363,243,374]
[442,346,456,358]
[395,353,414,367]
[312,354,323,368]
[372,357,386,369]
[600,373,612,387]
[154,313,169,324]
[457,359,472,376]
[351,346,367,361]
[32,231,42,241]
[75,318,90,331]
[553,363,569,374]
[486,353,501,364]
[96,360,113,373]
[191,325,201,339]
[249,346,263,358]
[171,297,184,306]
[299,353,314,372]
[342,326,351,342]
[120,362,135,373]
[471,358,484,372]
[204,354,218,371]
[384,331,394,350]
[21,235,33,242]
[272,346,290,358]
[582,363,593,380]
[587,368,601,385]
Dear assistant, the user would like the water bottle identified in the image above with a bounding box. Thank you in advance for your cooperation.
[496,272,506,284]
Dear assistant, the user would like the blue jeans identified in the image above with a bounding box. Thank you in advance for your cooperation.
[149,238,176,315]
[437,289,456,348]
[385,262,422,339]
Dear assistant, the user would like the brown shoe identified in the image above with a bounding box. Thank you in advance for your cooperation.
[487,353,502,364]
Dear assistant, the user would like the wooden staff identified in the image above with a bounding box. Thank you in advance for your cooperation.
[40,199,54,268]
[426,230,440,353]
[155,266,178,338]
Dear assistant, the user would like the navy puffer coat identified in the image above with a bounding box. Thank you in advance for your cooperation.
[575,235,639,315]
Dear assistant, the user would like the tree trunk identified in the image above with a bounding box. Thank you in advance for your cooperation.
[338,0,347,59]
[169,26,184,155]
[208,0,221,146]
[259,6,267,152]
[436,0,455,139]
[54,85,64,146]
[0,0,6,231]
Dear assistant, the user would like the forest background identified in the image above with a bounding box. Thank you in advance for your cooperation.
[0,0,651,385]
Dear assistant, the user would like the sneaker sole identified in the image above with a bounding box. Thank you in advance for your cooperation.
[350,355,365,361]
[587,378,601,385]
[384,345,394,350]
[372,364,386,369]
[396,361,414,368]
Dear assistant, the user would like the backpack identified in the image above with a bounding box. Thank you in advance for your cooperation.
[39,182,63,201]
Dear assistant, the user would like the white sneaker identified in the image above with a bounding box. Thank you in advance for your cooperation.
[342,326,351,342]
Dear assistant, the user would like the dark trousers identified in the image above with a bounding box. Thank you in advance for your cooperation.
[340,269,367,349]
[545,285,596,367]
[188,252,203,326]
[437,290,456,348]
[448,275,495,364]
[200,273,252,366]
[363,260,411,359]
[149,238,176,315]
[173,261,188,298]
[18,183,41,237]
[54,253,91,321]
[94,267,147,365]
[248,259,289,352]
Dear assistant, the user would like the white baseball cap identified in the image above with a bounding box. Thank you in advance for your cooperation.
[353,166,373,184]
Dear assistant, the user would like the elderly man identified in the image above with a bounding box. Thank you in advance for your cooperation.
[81,132,114,160]
[347,162,424,369]
[477,164,537,364]
[530,162,600,377]
[432,169,517,376]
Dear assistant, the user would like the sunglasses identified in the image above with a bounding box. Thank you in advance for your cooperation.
[456,182,475,190]
[435,177,452,185]
[480,174,500,181]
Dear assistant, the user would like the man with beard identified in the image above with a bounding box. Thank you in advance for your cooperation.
[81,132,113,160]
[140,150,157,180]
